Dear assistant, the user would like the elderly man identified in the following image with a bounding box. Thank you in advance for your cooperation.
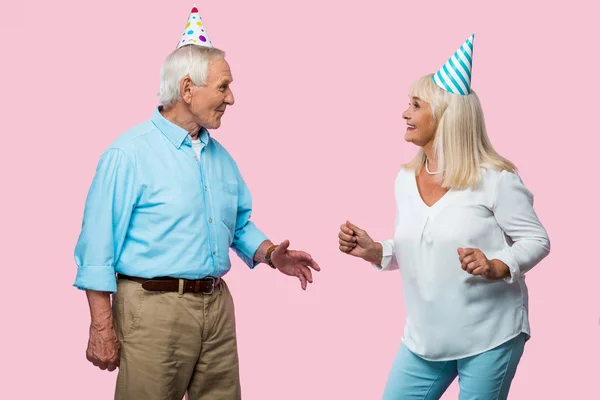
[73,7,320,400]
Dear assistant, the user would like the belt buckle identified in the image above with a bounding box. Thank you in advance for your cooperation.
[204,277,215,295]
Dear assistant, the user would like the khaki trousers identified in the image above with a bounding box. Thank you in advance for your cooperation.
[112,278,241,400]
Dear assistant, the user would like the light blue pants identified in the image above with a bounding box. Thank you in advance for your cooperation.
[382,334,526,400]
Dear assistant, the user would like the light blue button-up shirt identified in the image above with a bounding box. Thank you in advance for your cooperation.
[73,107,269,292]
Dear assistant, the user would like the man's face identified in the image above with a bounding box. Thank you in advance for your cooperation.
[190,57,235,129]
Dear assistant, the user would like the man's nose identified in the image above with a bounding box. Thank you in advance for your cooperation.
[225,89,235,105]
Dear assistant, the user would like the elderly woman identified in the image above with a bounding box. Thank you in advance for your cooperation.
[338,35,550,400]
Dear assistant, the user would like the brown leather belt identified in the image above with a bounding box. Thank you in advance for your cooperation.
[118,274,221,294]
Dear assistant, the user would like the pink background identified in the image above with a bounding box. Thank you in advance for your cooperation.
[3,0,599,398]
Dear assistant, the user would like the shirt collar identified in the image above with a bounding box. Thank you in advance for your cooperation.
[151,106,210,148]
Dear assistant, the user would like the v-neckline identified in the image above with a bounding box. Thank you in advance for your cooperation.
[412,172,453,210]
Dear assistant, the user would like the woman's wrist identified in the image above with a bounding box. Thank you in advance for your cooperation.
[365,242,383,264]
[490,259,510,279]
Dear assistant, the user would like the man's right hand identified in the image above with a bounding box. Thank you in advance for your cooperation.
[86,321,120,371]
[85,290,120,371]
[338,221,383,264]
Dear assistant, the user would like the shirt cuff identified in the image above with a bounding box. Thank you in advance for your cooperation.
[371,239,396,271]
[489,247,520,284]
[232,223,269,269]
[73,265,117,292]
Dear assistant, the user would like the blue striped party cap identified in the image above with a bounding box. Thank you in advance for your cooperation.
[432,34,474,95]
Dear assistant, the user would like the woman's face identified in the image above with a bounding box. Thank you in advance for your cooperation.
[402,96,437,147]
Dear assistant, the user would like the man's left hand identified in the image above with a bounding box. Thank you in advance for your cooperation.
[271,240,321,290]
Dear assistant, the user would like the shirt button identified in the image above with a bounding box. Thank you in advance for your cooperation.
[208,217,213,223]
[204,186,208,191]
[212,250,216,255]
[194,156,198,160]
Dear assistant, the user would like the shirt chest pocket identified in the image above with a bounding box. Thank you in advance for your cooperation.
[217,182,238,231]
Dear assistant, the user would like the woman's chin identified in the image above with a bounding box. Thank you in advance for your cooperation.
[404,133,429,147]
[404,133,418,144]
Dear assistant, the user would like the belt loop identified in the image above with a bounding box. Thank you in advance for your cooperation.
[178,279,184,297]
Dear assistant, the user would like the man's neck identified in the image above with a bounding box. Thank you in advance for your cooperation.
[160,103,201,140]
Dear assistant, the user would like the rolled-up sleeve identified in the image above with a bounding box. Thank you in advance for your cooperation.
[230,166,268,269]
[488,170,550,283]
[73,148,138,292]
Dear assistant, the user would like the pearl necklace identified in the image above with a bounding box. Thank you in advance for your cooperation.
[425,158,444,175]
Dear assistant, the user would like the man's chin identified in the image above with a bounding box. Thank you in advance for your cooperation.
[204,120,222,130]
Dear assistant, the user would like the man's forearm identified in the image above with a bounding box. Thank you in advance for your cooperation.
[253,240,275,264]
[86,290,113,326]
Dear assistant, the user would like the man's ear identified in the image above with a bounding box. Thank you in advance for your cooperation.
[180,76,194,104]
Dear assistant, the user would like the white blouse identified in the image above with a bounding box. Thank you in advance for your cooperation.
[375,167,550,361]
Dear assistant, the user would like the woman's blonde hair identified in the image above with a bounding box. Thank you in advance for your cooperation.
[404,74,516,189]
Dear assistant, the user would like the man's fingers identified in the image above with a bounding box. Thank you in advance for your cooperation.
[298,273,307,290]
[87,342,120,371]
[286,250,321,271]
[288,250,312,264]
[110,353,120,368]
[276,240,290,254]
[310,259,321,271]
[92,357,110,370]
[300,265,313,283]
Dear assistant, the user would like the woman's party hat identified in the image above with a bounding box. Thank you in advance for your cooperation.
[432,34,474,95]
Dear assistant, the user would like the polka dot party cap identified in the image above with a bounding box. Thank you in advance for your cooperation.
[176,5,213,49]
[432,34,474,95]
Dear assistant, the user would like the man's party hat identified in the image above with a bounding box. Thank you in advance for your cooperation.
[176,5,213,49]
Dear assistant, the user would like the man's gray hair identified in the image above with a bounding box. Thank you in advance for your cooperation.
[158,45,226,106]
